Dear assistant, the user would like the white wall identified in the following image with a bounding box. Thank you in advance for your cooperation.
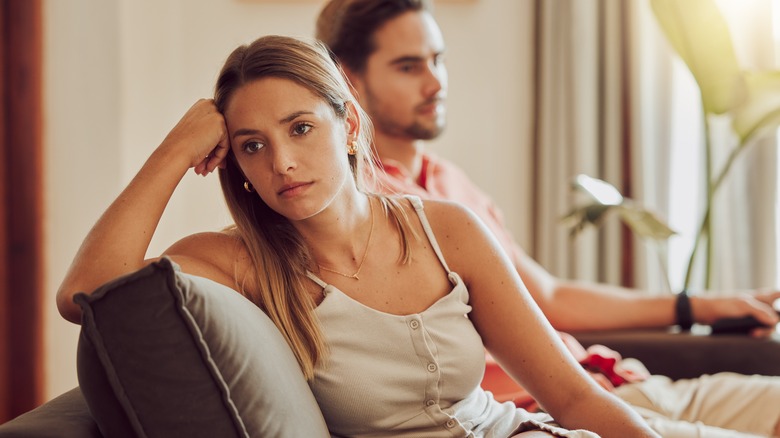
[43,0,533,399]
[44,0,122,400]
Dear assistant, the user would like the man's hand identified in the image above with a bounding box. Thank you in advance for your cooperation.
[691,290,780,336]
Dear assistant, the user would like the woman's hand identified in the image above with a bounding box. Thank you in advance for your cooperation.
[57,98,232,324]
[160,98,230,176]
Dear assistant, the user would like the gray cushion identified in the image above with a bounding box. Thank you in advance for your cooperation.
[0,387,100,438]
[74,257,329,437]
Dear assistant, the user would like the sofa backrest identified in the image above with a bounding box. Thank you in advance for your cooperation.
[75,257,330,437]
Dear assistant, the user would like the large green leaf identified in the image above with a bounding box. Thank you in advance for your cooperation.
[732,70,780,143]
[650,0,746,114]
[565,175,676,240]
[571,174,623,205]
[562,204,614,237]
[563,201,676,241]
[616,204,677,240]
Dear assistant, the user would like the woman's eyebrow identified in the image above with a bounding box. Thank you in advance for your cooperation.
[232,128,260,139]
[232,111,316,139]
[279,110,314,124]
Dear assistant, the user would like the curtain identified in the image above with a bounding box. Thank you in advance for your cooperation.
[0,1,7,420]
[531,0,656,290]
[530,0,780,294]
[0,0,44,422]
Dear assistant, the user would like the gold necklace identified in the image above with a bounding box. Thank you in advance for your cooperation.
[317,200,375,280]
[317,199,375,280]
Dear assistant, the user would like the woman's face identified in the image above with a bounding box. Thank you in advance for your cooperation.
[224,77,356,221]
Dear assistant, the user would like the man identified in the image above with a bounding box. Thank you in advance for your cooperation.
[316,1,780,437]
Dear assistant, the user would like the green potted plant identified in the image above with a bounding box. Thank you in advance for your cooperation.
[566,0,780,290]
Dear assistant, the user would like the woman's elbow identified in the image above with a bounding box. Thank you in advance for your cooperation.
[56,282,84,324]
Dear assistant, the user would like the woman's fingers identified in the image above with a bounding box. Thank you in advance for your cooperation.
[204,134,231,174]
[162,98,231,176]
[194,153,221,176]
[194,137,230,176]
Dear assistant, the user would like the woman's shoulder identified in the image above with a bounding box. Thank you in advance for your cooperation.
[413,198,497,268]
[416,197,481,226]
[377,195,474,227]
[384,194,470,214]
[166,228,246,256]
[158,228,253,291]
[376,195,480,236]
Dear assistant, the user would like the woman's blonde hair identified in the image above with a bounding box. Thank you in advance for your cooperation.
[214,35,415,379]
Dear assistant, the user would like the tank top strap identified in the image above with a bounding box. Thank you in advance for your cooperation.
[306,271,328,288]
[404,195,452,274]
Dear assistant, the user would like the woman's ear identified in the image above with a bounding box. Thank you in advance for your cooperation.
[344,101,360,141]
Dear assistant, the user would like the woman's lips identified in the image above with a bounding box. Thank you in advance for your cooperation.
[278,181,313,197]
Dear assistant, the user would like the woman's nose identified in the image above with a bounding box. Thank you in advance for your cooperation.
[271,145,297,174]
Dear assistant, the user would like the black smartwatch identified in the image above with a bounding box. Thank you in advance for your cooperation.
[675,289,694,331]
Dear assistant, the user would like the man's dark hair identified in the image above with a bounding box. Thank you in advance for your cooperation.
[316,0,432,73]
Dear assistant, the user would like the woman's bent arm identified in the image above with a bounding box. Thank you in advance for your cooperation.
[56,99,229,323]
[426,201,659,438]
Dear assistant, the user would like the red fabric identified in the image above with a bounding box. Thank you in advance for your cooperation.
[579,344,650,387]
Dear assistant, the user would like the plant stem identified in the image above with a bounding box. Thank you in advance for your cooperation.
[704,115,714,289]
[682,114,751,290]
[683,205,707,289]
[712,141,748,192]
[683,110,713,290]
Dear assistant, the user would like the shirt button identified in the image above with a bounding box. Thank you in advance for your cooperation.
[425,399,435,407]
[410,320,420,329]
[445,419,456,428]
[427,363,437,372]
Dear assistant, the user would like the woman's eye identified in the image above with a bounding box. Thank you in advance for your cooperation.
[243,141,264,153]
[292,123,312,136]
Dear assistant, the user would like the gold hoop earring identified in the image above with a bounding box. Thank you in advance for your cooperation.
[347,140,357,156]
[243,181,254,193]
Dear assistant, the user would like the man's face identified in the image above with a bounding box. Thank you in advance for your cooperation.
[351,10,447,141]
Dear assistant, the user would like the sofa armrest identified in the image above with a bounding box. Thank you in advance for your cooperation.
[571,326,780,380]
[0,387,101,438]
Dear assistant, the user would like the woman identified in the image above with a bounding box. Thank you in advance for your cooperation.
[56,35,658,438]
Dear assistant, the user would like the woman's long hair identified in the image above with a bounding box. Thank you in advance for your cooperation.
[214,35,415,379]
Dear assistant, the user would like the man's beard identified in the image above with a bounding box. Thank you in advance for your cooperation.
[363,88,446,141]
[405,118,445,140]
[370,110,446,141]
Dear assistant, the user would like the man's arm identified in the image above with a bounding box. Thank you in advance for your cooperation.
[515,249,780,332]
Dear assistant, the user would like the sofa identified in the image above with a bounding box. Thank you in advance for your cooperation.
[1,258,779,437]
[0,258,329,437]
